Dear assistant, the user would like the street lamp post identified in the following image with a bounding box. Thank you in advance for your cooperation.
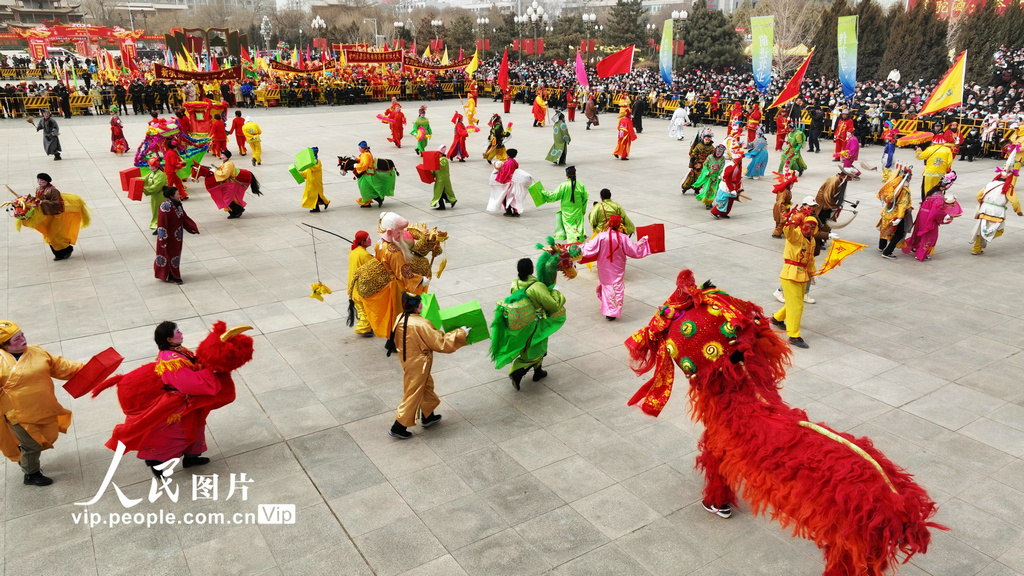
[363,18,379,47]
[430,19,443,49]
[671,10,688,63]
[260,15,273,52]
[311,15,326,58]
[475,17,489,56]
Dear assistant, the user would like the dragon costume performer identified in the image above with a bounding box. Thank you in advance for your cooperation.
[625,269,945,576]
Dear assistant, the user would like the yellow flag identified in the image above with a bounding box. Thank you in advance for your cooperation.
[441,48,449,65]
[184,50,197,71]
[919,50,966,116]
[464,49,479,78]
[423,46,432,59]
[817,239,868,277]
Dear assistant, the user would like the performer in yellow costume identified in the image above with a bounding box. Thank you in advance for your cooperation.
[242,117,262,166]
[347,231,374,336]
[915,135,954,202]
[771,213,819,349]
[355,142,375,208]
[532,89,548,127]
[300,147,329,212]
[0,321,84,486]
[350,212,429,338]
[9,173,90,261]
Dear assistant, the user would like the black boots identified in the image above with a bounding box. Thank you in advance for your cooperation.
[422,413,442,428]
[532,366,548,382]
[50,245,74,261]
[511,365,548,390]
[227,202,245,219]
[183,454,211,468]
[23,471,53,486]
[389,421,412,439]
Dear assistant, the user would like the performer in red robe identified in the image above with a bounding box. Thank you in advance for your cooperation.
[110,112,129,154]
[136,322,222,473]
[448,112,469,162]
[154,186,199,284]
[775,113,791,151]
[383,98,407,148]
[227,110,247,156]
[503,89,512,114]
[94,321,253,476]
[209,113,227,157]
[566,89,577,122]
[833,110,853,160]
[727,101,743,139]
[746,103,761,143]
[163,141,187,200]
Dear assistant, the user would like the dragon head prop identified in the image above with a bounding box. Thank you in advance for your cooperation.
[536,236,578,286]
[408,223,448,258]
[626,270,791,417]
[196,321,255,374]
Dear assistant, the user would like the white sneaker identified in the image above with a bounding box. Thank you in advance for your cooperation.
[803,293,816,304]
[773,288,785,303]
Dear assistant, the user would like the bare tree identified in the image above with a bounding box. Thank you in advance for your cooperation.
[753,0,825,77]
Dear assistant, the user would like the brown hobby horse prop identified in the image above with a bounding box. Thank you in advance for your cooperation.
[626,270,945,576]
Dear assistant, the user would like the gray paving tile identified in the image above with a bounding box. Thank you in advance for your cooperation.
[479,473,566,525]
[418,493,508,551]
[569,485,660,539]
[392,463,473,513]
[354,516,447,576]
[514,505,608,566]
[450,528,551,576]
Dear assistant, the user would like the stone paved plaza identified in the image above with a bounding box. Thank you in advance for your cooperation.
[2,98,1024,576]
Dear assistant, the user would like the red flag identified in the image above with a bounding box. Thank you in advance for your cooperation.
[596,45,634,79]
[524,38,534,55]
[410,39,416,55]
[580,40,587,53]
[240,44,252,62]
[513,39,520,51]
[537,38,544,55]
[210,54,219,71]
[476,39,483,51]
[589,39,597,52]
[498,48,509,92]
[484,39,490,50]
[768,47,814,109]
[676,40,685,55]
[459,47,463,60]
[305,45,311,63]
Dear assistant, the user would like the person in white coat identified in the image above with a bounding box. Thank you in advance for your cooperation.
[669,104,690,140]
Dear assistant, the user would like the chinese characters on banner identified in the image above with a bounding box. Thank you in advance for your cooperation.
[750,16,774,95]
[837,15,858,101]
[155,63,243,81]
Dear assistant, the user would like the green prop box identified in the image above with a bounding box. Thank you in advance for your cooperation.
[418,294,490,345]
[529,181,546,207]
[420,293,442,329]
[294,148,317,172]
[288,164,305,184]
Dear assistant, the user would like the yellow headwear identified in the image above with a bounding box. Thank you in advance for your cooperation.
[0,321,20,344]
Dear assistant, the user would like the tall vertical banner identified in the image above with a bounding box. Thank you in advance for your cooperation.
[659,19,674,87]
[837,15,858,101]
[750,16,774,95]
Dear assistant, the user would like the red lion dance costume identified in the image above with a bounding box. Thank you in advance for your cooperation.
[92,322,254,455]
[626,270,944,576]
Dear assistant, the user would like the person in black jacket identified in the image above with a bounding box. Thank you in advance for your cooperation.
[631,97,646,134]
[807,108,825,153]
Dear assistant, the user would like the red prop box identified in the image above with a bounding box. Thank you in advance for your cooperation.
[127,178,144,201]
[636,223,665,253]
[416,165,435,184]
[63,347,124,398]
[119,167,141,191]
[420,151,441,171]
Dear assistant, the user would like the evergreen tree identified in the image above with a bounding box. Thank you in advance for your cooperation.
[447,14,476,53]
[808,0,850,76]
[731,0,754,29]
[680,0,744,68]
[855,0,888,80]
[546,13,588,61]
[1000,1,1024,50]
[880,1,947,82]
[957,0,1000,85]
[605,0,647,48]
